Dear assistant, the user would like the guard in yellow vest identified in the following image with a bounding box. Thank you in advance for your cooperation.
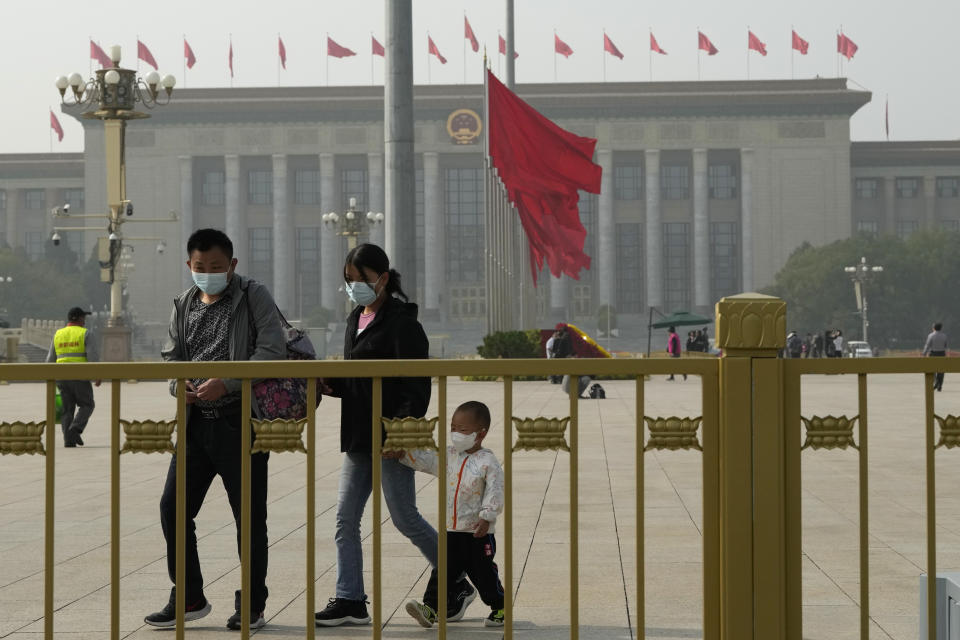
[46,307,100,447]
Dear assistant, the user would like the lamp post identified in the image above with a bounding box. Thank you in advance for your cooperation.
[843,256,883,344]
[55,46,175,360]
[0,275,12,315]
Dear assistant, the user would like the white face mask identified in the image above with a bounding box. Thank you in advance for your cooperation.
[450,431,478,453]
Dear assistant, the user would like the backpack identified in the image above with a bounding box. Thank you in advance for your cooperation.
[589,383,606,399]
[244,282,319,420]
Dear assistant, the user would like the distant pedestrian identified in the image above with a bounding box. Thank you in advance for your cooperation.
[833,330,844,358]
[923,322,949,391]
[666,326,686,381]
[813,333,824,358]
[786,331,803,358]
[46,306,101,447]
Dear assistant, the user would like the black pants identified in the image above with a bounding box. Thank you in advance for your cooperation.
[159,407,269,612]
[57,380,94,440]
[931,351,946,390]
[423,532,504,612]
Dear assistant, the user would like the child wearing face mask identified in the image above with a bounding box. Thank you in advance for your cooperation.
[399,401,506,628]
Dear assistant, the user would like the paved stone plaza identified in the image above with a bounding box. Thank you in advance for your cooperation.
[1,373,959,639]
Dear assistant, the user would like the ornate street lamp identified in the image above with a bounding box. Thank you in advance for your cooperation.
[843,256,883,344]
[322,196,384,252]
[54,45,175,360]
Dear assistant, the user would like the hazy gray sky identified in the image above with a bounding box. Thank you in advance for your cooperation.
[9,0,958,153]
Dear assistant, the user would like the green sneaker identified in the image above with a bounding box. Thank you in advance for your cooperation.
[405,600,437,628]
[484,609,505,627]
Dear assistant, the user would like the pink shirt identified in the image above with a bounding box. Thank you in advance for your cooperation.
[357,311,376,333]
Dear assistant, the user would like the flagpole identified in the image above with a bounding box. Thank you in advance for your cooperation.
[554,29,558,82]
[697,27,701,80]
[649,30,653,81]
[497,32,501,77]
[136,34,140,73]
[746,27,750,80]
[463,11,467,84]
[836,29,841,77]
[49,107,53,152]
[790,26,795,79]
[89,36,93,78]
[230,34,234,88]
[278,32,282,87]
[602,28,607,82]
[427,32,431,84]
[182,35,187,89]
[370,32,375,85]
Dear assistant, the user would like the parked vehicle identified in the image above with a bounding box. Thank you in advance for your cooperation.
[846,341,873,358]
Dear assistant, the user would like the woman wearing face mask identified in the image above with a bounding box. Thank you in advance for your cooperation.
[314,243,475,627]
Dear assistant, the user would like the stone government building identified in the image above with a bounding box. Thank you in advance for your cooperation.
[2,78,960,347]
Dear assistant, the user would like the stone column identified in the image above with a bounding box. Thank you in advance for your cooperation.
[644,150,662,309]
[271,154,293,313]
[740,149,755,292]
[422,152,443,319]
[367,152,385,247]
[923,175,936,230]
[4,189,17,250]
[693,148,709,308]
[224,154,242,256]
[550,275,568,320]
[178,156,194,289]
[597,150,614,308]
[883,176,896,234]
[319,153,339,312]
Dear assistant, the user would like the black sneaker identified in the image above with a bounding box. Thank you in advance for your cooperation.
[484,609,505,627]
[314,598,371,627]
[404,600,437,628]
[226,609,265,630]
[447,582,477,622]
[143,596,212,627]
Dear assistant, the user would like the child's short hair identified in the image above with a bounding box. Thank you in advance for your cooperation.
[454,401,491,429]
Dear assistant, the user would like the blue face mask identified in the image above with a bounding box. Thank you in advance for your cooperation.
[192,270,230,295]
[345,277,381,306]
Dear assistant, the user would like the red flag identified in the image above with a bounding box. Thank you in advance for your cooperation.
[698,31,718,55]
[487,69,602,282]
[50,110,64,142]
[229,41,234,77]
[464,16,479,53]
[499,34,519,58]
[428,36,447,64]
[603,33,623,59]
[278,36,287,69]
[791,30,809,55]
[837,32,858,60]
[650,32,667,55]
[184,38,197,69]
[137,40,158,70]
[554,33,574,58]
[747,31,767,56]
[90,40,111,68]
[372,35,385,57]
[328,37,356,58]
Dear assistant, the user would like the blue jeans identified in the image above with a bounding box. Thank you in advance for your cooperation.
[335,452,438,600]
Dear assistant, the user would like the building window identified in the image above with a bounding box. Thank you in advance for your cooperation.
[248,227,273,288]
[25,231,43,260]
[201,171,225,206]
[896,220,918,238]
[295,170,321,205]
[856,220,879,235]
[940,219,960,232]
[247,170,273,205]
[855,178,879,199]
[615,223,642,313]
[663,223,690,311]
[296,227,321,316]
[340,169,368,212]
[63,188,85,212]
[708,164,738,200]
[614,165,643,200]
[25,189,45,210]
[936,177,960,198]
[710,222,738,301]
[444,167,483,285]
[572,284,592,317]
[895,178,919,199]
[579,191,597,262]
[661,165,689,200]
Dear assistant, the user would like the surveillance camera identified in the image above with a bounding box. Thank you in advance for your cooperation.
[156,242,166,254]
[51,232,61,246]
[63,203,70,212]
[125,202,133,216]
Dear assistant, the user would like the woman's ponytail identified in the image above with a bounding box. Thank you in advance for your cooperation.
[386,268,409,302]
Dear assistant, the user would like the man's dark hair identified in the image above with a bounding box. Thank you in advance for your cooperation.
[455,401,491,429]
[935,322,943,331]
[187,228,233,259]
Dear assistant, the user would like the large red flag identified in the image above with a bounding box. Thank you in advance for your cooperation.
[137,40,158,70]
[555,33,574,58]
[372,35,385,57]
[464,16,479,53]
[650,32,667,55]
[603,33,624,59]
[837,32,858,60]
[499,34,519,58]
[328,37,356,58]
[698,31,718,55]
[487,69,602,282]
[428,36,447,64]
[278,36,287,69]
[184,38,197,69]
[90,41,111,68]
[791,30,809,55]
[748,31,767,56]
[229,41,234,77]
[50,110,64,142]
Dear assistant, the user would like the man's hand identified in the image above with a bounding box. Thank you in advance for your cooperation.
[184,381,199,404]
[195,378,228,402]
[318,378,335,395]
[473,519,491,538]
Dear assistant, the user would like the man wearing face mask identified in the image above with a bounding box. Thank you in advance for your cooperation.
[147,228,285,631]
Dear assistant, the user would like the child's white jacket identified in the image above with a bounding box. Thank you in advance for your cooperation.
[401,445,504,533]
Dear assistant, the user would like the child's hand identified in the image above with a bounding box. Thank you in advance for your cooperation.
[473,519,491,538]
[382,450,404,460]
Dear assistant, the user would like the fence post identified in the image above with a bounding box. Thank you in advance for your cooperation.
[715,293,787,640]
